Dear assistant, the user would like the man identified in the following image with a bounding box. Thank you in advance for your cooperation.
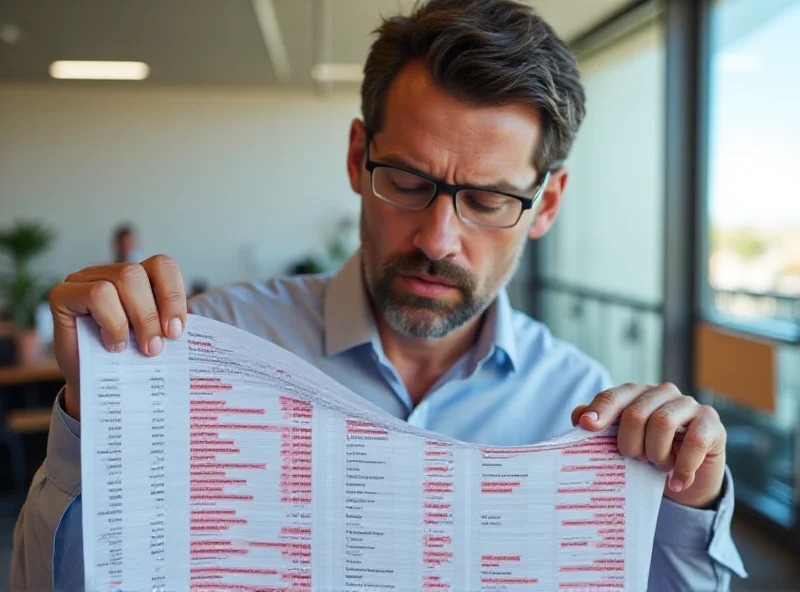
[111,223,142,264]
[13,1,746,589]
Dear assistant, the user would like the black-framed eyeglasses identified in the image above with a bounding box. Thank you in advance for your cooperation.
[364,135,555,229]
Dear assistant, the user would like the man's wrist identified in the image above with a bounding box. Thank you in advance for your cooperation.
[64,385,81,422]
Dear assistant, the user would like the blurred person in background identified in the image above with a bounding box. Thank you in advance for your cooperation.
[111,222,141,263]
[12,1,746,590]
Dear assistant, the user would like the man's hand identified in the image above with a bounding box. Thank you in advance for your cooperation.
[48,255,187,422]
[571,383,726,509]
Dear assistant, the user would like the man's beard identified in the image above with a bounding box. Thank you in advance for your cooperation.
[365,249,489,339]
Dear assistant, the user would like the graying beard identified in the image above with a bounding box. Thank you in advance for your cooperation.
[380,298,486,339]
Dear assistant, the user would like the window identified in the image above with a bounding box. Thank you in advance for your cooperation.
[704,0,800,528]
[705,0,800,335]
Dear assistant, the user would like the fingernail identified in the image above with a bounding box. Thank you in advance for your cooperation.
[168,317,183,339]
[101,328,127,353]
[148,335,164,356]
[669,478,684,493]
[582,411,599,422]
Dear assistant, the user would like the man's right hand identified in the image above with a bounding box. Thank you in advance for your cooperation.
[49,254,188,421]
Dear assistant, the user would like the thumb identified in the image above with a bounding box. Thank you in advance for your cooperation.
[571,405,589,427]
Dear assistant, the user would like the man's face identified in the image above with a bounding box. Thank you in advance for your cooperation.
[347,61,566,339]
[119,233,135,256]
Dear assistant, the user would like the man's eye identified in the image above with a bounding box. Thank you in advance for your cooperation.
[387,170,430,193]
[462,191,510,212]
[391,180,429,193]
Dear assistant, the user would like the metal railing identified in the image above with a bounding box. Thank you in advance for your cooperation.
[711,287,800,325]
[530,277,664,385]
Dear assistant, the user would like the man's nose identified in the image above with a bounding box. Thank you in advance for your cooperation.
[412,193,463,261]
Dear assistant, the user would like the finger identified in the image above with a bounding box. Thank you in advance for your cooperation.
[571,405,588,427]
[140,254,187,339]
[579,383,652,431]
[50,281,130,396]
[74,263,164,356]
[644,395,699,469]
[51,280,130,347]
[617,383,683,459]
[669,407,723,493]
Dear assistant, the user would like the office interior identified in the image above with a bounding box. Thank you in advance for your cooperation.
[0,0,798,589]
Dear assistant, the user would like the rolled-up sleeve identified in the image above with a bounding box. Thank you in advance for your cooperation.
[649,466,747,591]
[11,390,84,591]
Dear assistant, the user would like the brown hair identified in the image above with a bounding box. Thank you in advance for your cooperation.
[361,0,586,174]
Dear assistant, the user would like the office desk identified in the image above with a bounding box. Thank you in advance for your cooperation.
[0,356,62,387]
[0,356,62,496]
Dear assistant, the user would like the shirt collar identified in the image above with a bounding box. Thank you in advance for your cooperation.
[323,249,519,372]
[473,288,519,372]
[323,250,378,356]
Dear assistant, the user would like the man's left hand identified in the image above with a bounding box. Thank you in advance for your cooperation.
[572,383,727,509]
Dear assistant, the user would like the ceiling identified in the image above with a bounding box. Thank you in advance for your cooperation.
[0,0,634,87]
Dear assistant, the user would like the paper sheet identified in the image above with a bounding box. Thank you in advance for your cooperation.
[78,314,666,592]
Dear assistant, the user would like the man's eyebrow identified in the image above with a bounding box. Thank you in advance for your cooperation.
[376,152,535,196]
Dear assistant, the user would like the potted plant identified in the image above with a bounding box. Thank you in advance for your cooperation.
[0,220,56,364]
[287,217,357,276]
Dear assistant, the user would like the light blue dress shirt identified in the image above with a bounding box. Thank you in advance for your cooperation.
[12,251,747,591]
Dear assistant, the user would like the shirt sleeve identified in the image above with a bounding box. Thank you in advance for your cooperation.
[648,466,748,591]
[11,389,84,592]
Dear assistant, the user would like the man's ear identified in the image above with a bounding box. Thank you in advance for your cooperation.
[347,119,368,194]
[528,167,569,240]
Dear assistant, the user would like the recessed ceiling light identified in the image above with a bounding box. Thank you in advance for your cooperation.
[311,63,363,83]
[49,61,150,80]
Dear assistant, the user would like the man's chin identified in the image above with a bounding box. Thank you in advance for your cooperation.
[383,304,462,339]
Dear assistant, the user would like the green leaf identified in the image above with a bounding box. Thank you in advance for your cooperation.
[0,220,57,328]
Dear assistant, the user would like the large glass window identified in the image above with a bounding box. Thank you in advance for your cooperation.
[705,0,800,334]
[705,0,800,528]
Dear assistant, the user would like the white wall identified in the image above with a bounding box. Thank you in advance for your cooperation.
[536,22,667,384]
[0,83,363,290]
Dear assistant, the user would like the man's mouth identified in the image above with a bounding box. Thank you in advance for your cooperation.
[398,272,460,298]
[402,272,457,287]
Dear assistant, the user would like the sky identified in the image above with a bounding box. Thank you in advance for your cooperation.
[708,1,800,228]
